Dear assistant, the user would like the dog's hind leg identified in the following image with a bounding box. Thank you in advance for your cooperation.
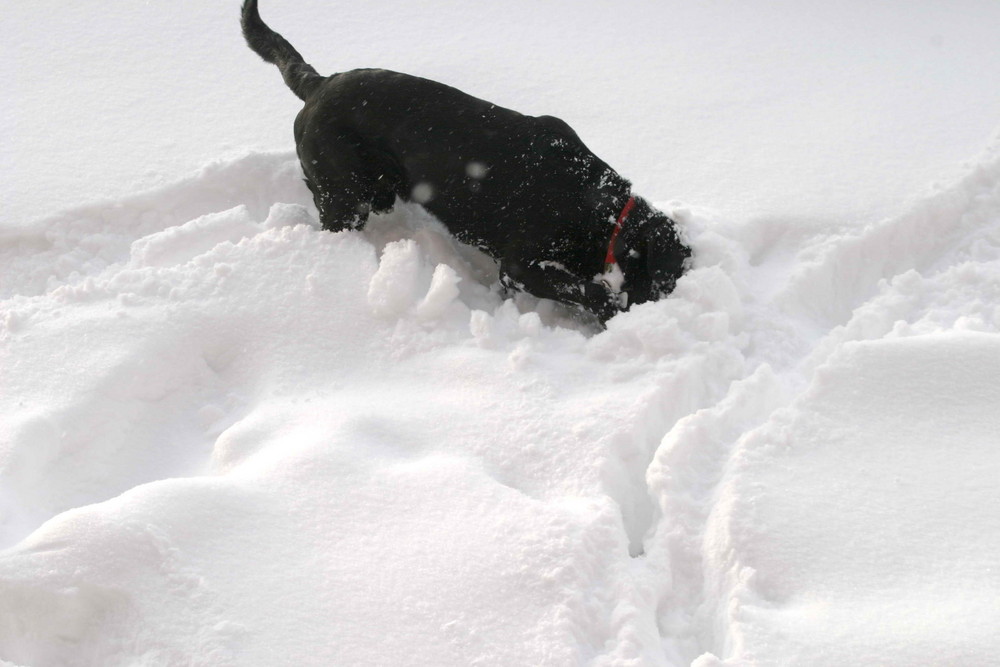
[304,173,379,232]
[297,128,399,232]
[297,144,377,232]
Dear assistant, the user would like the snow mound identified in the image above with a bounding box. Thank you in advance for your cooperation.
[2,139,1000,664]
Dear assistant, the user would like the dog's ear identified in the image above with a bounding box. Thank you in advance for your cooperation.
[644,221,689,298]
[615,204,690,308]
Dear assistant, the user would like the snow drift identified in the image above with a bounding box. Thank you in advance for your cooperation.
[6,0,1000,663]
[2,135,999,664]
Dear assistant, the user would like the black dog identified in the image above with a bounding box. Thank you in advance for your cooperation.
[241,0,689,323]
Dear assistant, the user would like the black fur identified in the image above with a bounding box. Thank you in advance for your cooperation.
[241,0,690,323]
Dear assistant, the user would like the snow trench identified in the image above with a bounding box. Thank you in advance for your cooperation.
[2,138,999,665]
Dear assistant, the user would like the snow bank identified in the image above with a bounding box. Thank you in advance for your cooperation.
[2,133,999,664]
[0,151,746,664]
[704,333,1000,665]
[647,139,1000,664]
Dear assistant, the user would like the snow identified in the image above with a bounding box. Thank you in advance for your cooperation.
[3,1,1000,665]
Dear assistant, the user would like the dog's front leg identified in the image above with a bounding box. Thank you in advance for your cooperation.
[500,258,621,324]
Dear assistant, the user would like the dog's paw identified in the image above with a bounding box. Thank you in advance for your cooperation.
[581,282,624,325]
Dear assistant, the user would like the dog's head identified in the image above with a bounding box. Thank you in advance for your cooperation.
[615,199,690,308]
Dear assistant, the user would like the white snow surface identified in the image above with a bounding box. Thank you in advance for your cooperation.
[3,1,1000,665]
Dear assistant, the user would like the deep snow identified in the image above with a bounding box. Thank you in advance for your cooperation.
[3,1,1000,666]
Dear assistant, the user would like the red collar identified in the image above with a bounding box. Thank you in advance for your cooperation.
[604,196,636,271]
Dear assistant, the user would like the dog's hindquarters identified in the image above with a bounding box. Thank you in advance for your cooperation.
[241,0,324,101]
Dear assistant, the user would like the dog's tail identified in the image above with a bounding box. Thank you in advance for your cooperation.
[241,0,324,101]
